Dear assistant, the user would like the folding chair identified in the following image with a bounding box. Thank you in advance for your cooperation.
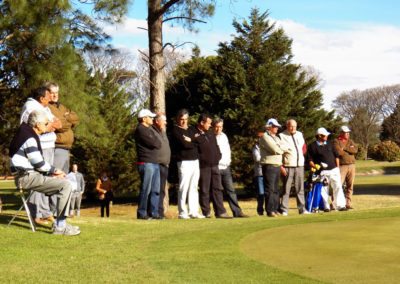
[7,179,36,232]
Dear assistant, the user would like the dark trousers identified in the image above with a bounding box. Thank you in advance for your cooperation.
[262,164,280,214]
[159,164,169,217]
[254,176,265,215]
[219,167,242,216]
[100,199,110,217]
[199,165,227,216]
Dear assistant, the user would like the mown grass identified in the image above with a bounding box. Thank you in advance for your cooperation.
[356,160,400,174]
[0,174,399,283]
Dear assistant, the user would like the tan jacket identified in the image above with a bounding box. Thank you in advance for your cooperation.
[333,138,358,165]
[279,130,305,167]
[259,132,290,166]
[49,103,79,149]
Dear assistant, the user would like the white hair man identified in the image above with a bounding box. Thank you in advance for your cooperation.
[9,110,79,235]
[279,119,309,215]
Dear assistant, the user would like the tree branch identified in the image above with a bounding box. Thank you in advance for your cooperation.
[163,16,207,24]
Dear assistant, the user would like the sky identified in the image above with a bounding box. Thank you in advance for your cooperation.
[101,0,400,110]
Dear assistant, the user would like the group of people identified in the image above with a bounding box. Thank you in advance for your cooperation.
[252,119,358,217]
[9,83,84,236]
[134,109,248,220]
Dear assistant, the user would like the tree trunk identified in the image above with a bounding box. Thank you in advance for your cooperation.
[148,0,166,113]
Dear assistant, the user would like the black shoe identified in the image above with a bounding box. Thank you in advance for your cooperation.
[137,215,151,220]
[235,211,249,218]
[323,209,330,213]
[338,207,348,212]
[346,205,354,210]
[152,216,164,220]
[216,213,233,219]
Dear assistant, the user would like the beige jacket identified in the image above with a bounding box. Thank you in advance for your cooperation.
[279,130,305,167]
[260,132,290,166]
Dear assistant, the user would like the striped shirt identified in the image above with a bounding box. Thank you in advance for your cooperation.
[11,137,55,174]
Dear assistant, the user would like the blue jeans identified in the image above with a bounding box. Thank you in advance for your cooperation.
[254,176,265,214]
[137,163,160,218]
[219,167,242,216]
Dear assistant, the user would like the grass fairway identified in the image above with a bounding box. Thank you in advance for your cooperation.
[0,172,399,283]
[241,217,400,283]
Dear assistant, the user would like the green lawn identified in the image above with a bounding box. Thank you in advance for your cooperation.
[355,160,400,174]
[0,174,399,283]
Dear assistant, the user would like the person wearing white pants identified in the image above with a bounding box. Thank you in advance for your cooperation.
[177,160,201,218]
[170,109,203,219]
[307,127,347,212]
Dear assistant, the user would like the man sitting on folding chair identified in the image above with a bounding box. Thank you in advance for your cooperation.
[9,110,80,236]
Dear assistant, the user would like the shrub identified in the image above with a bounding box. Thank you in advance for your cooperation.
[369,140,400,162]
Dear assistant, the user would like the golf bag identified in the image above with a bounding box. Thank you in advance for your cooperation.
[305,166,328,212]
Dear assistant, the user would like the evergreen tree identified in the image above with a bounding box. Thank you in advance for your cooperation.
[166,9,338,185]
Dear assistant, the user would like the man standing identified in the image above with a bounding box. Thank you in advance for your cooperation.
[66,164,85,217]
[334,126,358,209]
[153,113,171,218]
[307,127,347,212]
[279,119,309,215]
[195,114,231,219]
[47,82,80,174]
[213,118,248,218]
[10,110,79,236]
[170,109,202,219]
[134,109,162,220]
[260,118,290,217]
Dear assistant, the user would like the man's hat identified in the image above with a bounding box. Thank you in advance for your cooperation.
[340,125,351,133]
[316,127,330,136]
[265,118,281,128]
[138,109,156,119]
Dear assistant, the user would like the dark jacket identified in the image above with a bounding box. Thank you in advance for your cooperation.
[170,125,198,161]
[153,126,171,166]
[194,127,222,168]
[134,123,162,163]
[307,140,339,170]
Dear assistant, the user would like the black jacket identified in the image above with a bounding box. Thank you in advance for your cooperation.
[134,123,162,163]
[170,125,198,161]
[194,127,222,168]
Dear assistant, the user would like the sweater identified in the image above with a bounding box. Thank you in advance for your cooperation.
[134,123,162,163]
[170,125,199,161]
[49,102,79,149]
[215,132,231,169]
[279,130,305,167]
[153,126,171,166]
[194,127,221,168]
[307,140,339,170]
[333,137,358,165]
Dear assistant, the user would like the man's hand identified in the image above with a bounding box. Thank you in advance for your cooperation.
[53,169,66,178]
[183,135,192,142]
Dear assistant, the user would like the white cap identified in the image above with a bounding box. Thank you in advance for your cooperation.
[138,109,156,119]
[340,125,351,133]
[316,127,330,136]
[266,118,281,127]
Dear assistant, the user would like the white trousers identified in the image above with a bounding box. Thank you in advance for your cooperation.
[320,167,346,209]
[177,160,200,217]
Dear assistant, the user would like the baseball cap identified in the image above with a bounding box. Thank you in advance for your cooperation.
[266,118,281,128]
[138,109,156,119]
[316,127,330,136]
[340,125,351,133]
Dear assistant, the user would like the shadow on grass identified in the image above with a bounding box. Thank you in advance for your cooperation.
[384,166,400,175]
[354,183,400,196]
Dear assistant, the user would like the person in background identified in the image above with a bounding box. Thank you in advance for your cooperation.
[252,129,266,216]
[213,118,248,218]
[279,119,309,215]
[66,163,85,217]
[334,126,358,210]
[96,171,113,218]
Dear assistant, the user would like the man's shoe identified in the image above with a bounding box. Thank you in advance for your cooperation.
[35,218,49,226]
[216,213,233,219]
[137,215,151,220]
[323,209,330,213]
[300,210,311,215]
[205,214,212,218]
[190,214,206,219]
[178,215,190,219]
[45,216,55,223]
[235,211,249,218]
[346,205,354,210]
[53,225,80,236]
[338,207,348,212]
[267,212,277,217]
[281,212,288,217]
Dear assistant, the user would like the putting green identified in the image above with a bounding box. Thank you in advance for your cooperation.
[241,217,400,283]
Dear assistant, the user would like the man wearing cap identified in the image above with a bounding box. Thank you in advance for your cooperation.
[307,127,347,211]
[279,119,308,215]
[260,118,290,217]
[134,109,162,219]
[334,126,358,209]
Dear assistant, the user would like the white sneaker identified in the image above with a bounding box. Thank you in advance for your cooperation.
[53,224,80,236]
[190,214,206,219]
[178,215,190,219]
[301,210,311,215]
[281,212,288,216]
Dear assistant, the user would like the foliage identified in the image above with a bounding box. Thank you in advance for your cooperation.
[369,140,400,162]
[166,8,338,185]
[381,98,400,145]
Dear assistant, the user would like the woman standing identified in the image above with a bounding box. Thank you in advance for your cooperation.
[96,171,113,218]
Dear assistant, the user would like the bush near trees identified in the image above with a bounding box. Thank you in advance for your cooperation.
[369,141,400,162]
[166,9,340,186]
